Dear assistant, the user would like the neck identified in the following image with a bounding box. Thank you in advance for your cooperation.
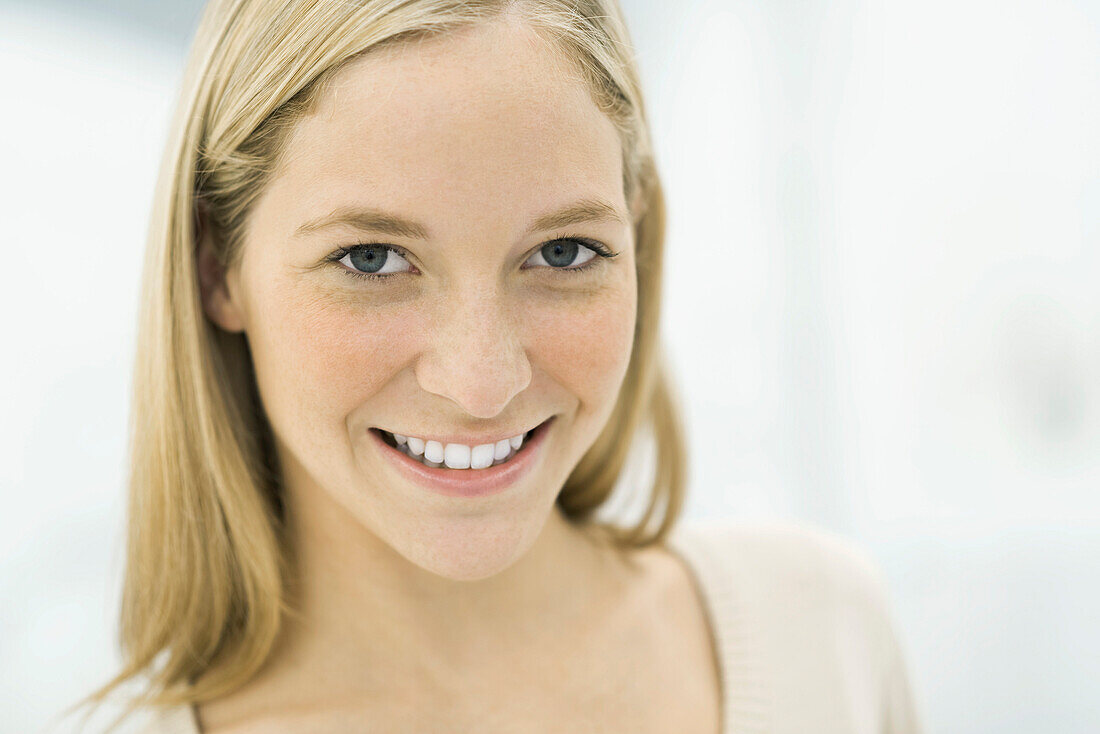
[263,462,626,697]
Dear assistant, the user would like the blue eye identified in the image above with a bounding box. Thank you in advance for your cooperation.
[326,237,617,283]
[522,237,619,275]
[526,239,599,269]
[330,244,415,280]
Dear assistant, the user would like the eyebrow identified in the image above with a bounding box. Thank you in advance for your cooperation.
[292,197,628,240]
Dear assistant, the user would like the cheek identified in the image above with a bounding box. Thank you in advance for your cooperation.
[247,268,637,444]
[527,276,638,411]
[247,282,413,445]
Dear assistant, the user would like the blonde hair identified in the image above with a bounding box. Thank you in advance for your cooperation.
[77,0,687,726]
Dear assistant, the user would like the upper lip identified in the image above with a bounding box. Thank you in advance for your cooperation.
[373,416,551,447]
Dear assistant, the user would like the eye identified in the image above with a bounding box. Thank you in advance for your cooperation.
[330,244,415,281]
[325,237,618,283]
[523,238,617,272]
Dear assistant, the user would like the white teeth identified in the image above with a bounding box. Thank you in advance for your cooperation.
[443,443,471,469]
[424,440,444,463]
[471,443,495,469]
[383,425,537,470]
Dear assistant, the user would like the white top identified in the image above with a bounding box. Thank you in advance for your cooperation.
[138,519,925,733]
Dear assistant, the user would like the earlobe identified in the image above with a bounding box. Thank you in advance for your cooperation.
[195,206,247,334]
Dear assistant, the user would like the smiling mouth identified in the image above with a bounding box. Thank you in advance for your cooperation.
[370,418,549,470]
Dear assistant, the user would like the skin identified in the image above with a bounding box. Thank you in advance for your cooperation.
[196,10,721,733]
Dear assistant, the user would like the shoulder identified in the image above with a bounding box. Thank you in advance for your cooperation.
[668,517,886,588]
[665,517,898,653]
[666,518,925,731]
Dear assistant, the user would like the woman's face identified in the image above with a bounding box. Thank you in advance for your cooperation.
[208,16,637,580]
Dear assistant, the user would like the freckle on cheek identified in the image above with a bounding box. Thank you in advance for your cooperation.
[531,299,634,384]
[300,314,410,387]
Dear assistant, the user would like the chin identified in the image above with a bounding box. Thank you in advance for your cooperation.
[380,503,551,582]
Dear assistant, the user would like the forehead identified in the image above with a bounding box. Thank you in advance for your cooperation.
[265,17,625,237]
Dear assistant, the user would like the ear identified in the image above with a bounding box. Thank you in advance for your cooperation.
[195,201,247,333]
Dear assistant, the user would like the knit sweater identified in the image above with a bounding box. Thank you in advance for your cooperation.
[137,518,924,733]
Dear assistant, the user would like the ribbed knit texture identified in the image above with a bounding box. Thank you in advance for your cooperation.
[665,520,772,734]
[138,519,924,734]
[663,518,925,734]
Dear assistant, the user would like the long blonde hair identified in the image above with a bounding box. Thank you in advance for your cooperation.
[78,0,686,725]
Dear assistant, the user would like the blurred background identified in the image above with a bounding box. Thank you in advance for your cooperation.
[2,0,1097,731]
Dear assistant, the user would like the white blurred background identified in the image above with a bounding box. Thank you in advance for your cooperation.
[2,0,1097,731]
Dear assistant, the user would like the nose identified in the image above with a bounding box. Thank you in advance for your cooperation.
[414,287,532,419]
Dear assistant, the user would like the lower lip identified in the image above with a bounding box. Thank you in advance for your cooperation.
[370,417,554,498]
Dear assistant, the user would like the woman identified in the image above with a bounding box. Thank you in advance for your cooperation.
[78,1,924,732]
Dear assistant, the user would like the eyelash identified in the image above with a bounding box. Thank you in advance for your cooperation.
[325,236,618,283]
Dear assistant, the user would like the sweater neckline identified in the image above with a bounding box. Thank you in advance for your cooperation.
[663,520,770,734]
